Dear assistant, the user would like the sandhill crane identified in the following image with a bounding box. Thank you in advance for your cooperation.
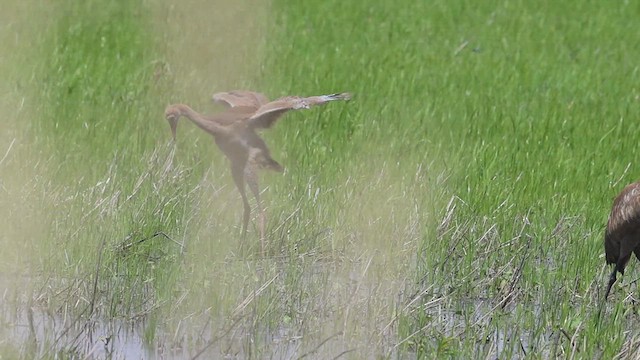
[165,91,352,251]
[604,181,640,299]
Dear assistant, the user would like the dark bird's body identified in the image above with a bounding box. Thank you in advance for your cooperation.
[165,91,351,251]
[604,181,640,299]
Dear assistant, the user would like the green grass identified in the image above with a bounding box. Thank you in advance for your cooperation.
[2,0,640,358]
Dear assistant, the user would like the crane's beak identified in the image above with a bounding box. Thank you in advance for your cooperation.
[167,115,177,141]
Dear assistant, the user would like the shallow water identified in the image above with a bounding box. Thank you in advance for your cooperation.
[2,272,553,359]
[0,266,403,359]
[1,304,305,359]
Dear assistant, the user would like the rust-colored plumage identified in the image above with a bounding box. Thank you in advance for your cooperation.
[604,181,640,299]
[165,91,352,251]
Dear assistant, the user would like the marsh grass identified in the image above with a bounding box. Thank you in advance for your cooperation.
[3,0,640,358]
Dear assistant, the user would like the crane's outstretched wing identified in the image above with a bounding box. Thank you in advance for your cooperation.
[248,92,352,129]
[212,90,269,109]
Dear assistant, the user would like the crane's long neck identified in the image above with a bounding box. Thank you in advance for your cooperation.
[175,104,228,136]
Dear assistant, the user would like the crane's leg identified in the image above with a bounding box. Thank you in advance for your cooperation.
[245,166,265,253]
[231,164,250,240]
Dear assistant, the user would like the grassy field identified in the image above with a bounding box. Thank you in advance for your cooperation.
[2,0,640,358]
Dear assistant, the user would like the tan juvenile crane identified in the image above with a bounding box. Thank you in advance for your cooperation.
[604,180,640,299]
[165,91,351,250]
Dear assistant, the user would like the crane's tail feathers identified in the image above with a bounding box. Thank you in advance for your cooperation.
[264,158,284,172]
[254,155,284,172]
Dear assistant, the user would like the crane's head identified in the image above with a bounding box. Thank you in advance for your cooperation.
[165,105,181,140]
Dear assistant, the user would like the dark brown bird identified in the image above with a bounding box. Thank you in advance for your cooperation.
[604,181,640,299]
[165,91,352,251]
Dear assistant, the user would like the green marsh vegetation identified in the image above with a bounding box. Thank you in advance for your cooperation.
[1,0,640,358]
